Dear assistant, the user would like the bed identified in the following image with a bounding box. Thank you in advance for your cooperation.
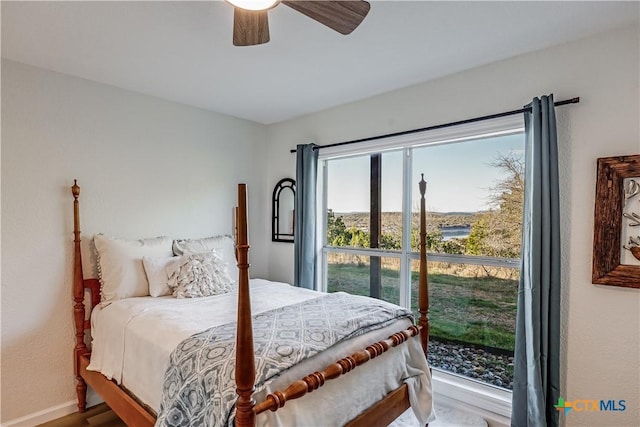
[71,179,433,426]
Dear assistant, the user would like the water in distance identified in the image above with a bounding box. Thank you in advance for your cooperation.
[440,225,471,241]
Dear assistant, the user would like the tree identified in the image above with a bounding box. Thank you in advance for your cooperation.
[326,210,373,248]
[348,227,370,248]
[381,232,401,250]
[466,153,524,258]
[441,238,465,255]
[466,216,489,255]
[410,227,447,253]
[327,209,348,246]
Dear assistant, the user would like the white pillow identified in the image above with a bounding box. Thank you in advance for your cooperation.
[143,255,183,297]
[94,234,173,304]
[172,235,239,282]
[167,251,234,298]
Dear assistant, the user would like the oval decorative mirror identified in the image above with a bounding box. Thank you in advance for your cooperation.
[272,178,296,243]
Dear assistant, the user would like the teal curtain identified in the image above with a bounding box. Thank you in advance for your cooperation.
[294,143,318,290]
[511,95,561,427]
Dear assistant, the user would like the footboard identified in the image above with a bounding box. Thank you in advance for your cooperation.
[253,325,420,414]
[233,177,431,427]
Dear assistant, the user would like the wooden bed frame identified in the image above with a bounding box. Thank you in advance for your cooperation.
[71,177,430,426]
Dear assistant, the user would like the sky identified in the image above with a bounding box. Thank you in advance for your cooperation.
[326,133,524,213]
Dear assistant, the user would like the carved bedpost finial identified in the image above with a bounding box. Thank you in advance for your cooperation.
[72,180,81,240]
[419,173,426,198]
[72,179,80,200]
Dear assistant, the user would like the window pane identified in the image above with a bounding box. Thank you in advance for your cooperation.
[327,252,400,306]
[411,259,517,390]
[326,156,370,247]
[381,150,403,250]
[326,151,404,250]
[411,134,525,258]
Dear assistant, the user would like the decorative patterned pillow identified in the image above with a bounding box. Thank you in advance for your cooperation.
[172,236,239,283]
[94,234,173,305]
[167,251,234,299]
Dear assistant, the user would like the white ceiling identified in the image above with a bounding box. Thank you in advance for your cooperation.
[2,1,638,124]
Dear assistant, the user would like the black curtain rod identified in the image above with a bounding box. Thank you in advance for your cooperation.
[290,96,580,153]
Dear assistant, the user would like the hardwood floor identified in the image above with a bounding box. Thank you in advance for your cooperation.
[37,404,125,427]
[35,402,488,426]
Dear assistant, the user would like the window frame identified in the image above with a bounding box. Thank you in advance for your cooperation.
[316,115,524,413]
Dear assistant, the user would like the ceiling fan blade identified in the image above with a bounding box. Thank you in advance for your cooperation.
[233,8,270,46]
[281,1,370,35]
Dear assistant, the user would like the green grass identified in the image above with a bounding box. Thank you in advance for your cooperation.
[327,263,518,351]
[327,263,401,305]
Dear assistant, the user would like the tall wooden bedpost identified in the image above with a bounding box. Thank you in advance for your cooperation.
[72,180,88,412]
[418,174,430,357]
[235,184,256,427]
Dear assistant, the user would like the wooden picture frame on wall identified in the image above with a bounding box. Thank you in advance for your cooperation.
[592,154,640,288]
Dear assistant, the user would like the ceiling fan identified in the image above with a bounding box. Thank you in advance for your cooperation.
[228,0,371,46]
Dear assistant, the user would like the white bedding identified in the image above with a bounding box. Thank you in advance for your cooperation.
[88,279,434,426]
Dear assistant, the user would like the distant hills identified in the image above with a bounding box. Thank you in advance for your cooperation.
[333,211,484,233]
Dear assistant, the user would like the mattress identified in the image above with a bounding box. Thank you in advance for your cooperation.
[87,279,434,426]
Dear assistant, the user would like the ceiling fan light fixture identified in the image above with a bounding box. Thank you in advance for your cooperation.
[227,0,279,11]
[231,0,370,46]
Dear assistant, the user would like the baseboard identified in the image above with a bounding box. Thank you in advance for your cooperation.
[1,390,103,427]
[1,400,78,427]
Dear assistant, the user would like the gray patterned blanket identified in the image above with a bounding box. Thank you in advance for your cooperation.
[155,291,413,427]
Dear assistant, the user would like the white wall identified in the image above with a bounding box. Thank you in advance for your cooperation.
[264,25,640,426]
[0,59,268,422]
